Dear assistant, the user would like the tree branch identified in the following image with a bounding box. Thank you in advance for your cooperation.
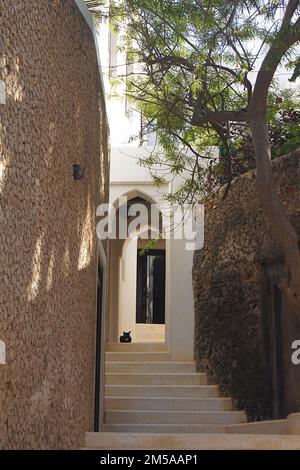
[250,1,300,113]
[146,56,194,71]
[282,0,300,26]
[192,110,248,126]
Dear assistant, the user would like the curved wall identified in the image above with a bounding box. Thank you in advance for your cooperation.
[0,0,109,449]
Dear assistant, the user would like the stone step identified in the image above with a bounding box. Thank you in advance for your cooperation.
[105,361,195,373]
[106,343,167,352]
[105,384,219,398]
[105,397,232,412]
[101,424,226,434]
[105,372,207,385]
[225,419,288,435]
[105,410,247,425]
[85,432,300,450]
[106,351,171,362]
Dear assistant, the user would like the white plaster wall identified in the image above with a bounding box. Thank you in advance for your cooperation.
[166,176,195,360]
[118,236,138,339]
[110,146,169,184]
[111,148,155,183]
[108,149,205,357]
[108,149,196,358]
[110,182,169,207]
[109,178,195,359]
[168,238,194,361]
[96,18,196,357]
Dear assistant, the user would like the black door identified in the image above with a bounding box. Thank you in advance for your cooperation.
[266,263,300,418]
[94,263,103,432]
[136,249,166,324]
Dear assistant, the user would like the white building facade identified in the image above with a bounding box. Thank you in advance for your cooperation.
[97,21,196,361]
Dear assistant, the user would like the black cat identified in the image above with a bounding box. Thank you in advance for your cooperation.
[120,331,132,343]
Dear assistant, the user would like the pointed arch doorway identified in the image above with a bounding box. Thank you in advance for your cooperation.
[107,192,166,344]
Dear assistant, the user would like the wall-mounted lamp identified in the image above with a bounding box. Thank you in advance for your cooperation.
[73,163,85,181]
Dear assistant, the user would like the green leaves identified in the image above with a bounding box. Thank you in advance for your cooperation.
[289,58,300,82]
[93,0,299,202]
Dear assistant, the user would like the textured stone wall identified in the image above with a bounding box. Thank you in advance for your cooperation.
[193,150,300,421]
[0,0,109,449]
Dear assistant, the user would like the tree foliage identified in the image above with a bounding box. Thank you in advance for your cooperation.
[87,0,300,314]
[207,92,300,192]
[87,0,300,199]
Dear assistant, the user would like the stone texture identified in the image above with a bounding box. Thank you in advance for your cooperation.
[193,149,300,421]
[0,0,109,449]
[84,431,300,450]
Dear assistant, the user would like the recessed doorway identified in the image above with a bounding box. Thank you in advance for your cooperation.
[136,249,166,325]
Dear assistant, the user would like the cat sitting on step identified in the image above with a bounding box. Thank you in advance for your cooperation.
[119,331,132,343]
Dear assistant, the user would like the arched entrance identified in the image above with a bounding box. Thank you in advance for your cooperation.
[107,191,167,343]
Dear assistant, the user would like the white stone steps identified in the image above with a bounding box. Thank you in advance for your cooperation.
[105,397,232,412]
[103,348,247,434]
[101,423,227,434]
[106,361,195,373]
[85,432,300,450]
[105,410,247,425]
[105,372,207,385]
[105,384,219,398]
[106,351,171,362]
[106,342,167,352]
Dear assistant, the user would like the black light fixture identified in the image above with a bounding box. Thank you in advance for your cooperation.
[73,163,85,180]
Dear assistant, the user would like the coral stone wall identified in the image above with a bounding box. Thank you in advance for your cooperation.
[193,150,300,421]
[0,0,109,449]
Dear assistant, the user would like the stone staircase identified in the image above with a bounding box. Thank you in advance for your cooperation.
[84,343,300,449]
[102,342,246,434]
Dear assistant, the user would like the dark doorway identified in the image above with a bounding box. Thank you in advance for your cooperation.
[94,263,103,432]
[136,249,166,324]
[265,262,300,418]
